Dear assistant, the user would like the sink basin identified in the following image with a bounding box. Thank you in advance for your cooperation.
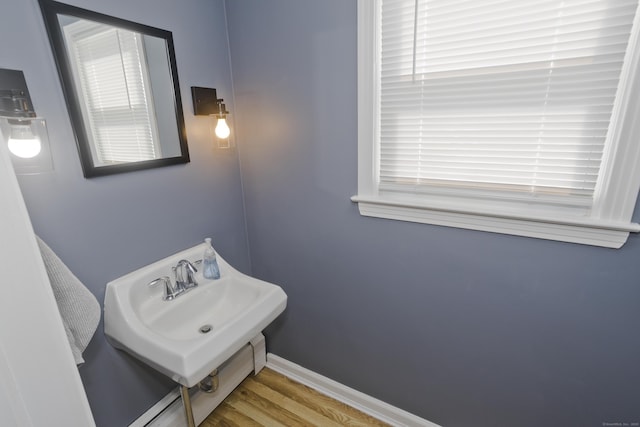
[104,243,287,387]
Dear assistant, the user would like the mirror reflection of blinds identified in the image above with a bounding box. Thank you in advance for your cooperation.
[65,21,159,164]
[379,0,639,203]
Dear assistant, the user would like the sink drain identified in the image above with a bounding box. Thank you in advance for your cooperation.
[199,324,212,334]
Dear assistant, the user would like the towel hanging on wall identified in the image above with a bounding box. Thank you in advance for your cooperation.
[36,235,100,365]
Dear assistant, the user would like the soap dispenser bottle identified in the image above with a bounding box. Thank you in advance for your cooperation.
[203,238,221,280]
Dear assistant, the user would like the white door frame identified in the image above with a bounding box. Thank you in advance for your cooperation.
[0,141,95,426]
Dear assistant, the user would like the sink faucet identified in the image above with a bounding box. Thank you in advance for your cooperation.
[149,260,199,301]
[173,259,199,293]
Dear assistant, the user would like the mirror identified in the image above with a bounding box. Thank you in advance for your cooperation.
[38,0,189,177]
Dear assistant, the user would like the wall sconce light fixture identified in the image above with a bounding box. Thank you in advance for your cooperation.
[191,87,231,148]
[0,68,53,174]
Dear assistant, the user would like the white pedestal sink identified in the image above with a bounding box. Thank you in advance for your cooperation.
[104,243,287,388]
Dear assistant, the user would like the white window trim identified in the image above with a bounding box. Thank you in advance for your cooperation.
[353,0,640,248]
[63,21,162,165]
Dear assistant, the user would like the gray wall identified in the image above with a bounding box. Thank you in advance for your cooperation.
[5,0,640,426]
[225,1,640,426]
[1,0,249,426]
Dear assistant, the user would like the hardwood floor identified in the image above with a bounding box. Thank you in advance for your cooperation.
[201,368,391,426]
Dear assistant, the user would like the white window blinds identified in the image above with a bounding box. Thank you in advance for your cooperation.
[379,0,639,204]
[64,21,160,165]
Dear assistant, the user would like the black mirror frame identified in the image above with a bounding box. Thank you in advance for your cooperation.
[38,0,190,178]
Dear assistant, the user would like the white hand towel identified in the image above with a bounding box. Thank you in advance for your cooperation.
[36,236,101,365]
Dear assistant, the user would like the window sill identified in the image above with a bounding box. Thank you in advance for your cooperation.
[351,195,640,248]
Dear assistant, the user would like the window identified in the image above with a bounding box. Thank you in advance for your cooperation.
[63,20,161,165]
[354,0,640,248]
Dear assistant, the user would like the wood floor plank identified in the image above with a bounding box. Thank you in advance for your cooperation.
[224,391,288,427]
[204,367,391,427]
[200,417,234,427]
[257,368,390,427]
[200,406,236,427]
[242,377,345,427]
[205,401,262,427]
[230,385,310,426]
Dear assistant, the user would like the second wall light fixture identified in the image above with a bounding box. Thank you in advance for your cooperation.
[191,87,231,148]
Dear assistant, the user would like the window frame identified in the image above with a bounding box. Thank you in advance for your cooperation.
[353,0,640,248]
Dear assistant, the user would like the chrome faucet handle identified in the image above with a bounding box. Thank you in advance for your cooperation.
[172,266,186,293]
[173,259,199,291]
[176,259,198,289]
[148,276,176,301]
[184,260,198,276]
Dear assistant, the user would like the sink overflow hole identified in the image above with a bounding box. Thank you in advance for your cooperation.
[199,325,212,334]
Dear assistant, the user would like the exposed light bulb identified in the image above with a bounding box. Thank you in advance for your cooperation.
[7,123,41,158]
[214,117,230,139]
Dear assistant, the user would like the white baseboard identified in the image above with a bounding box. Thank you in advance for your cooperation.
[266,353,440,427]
[129,389,181,427]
